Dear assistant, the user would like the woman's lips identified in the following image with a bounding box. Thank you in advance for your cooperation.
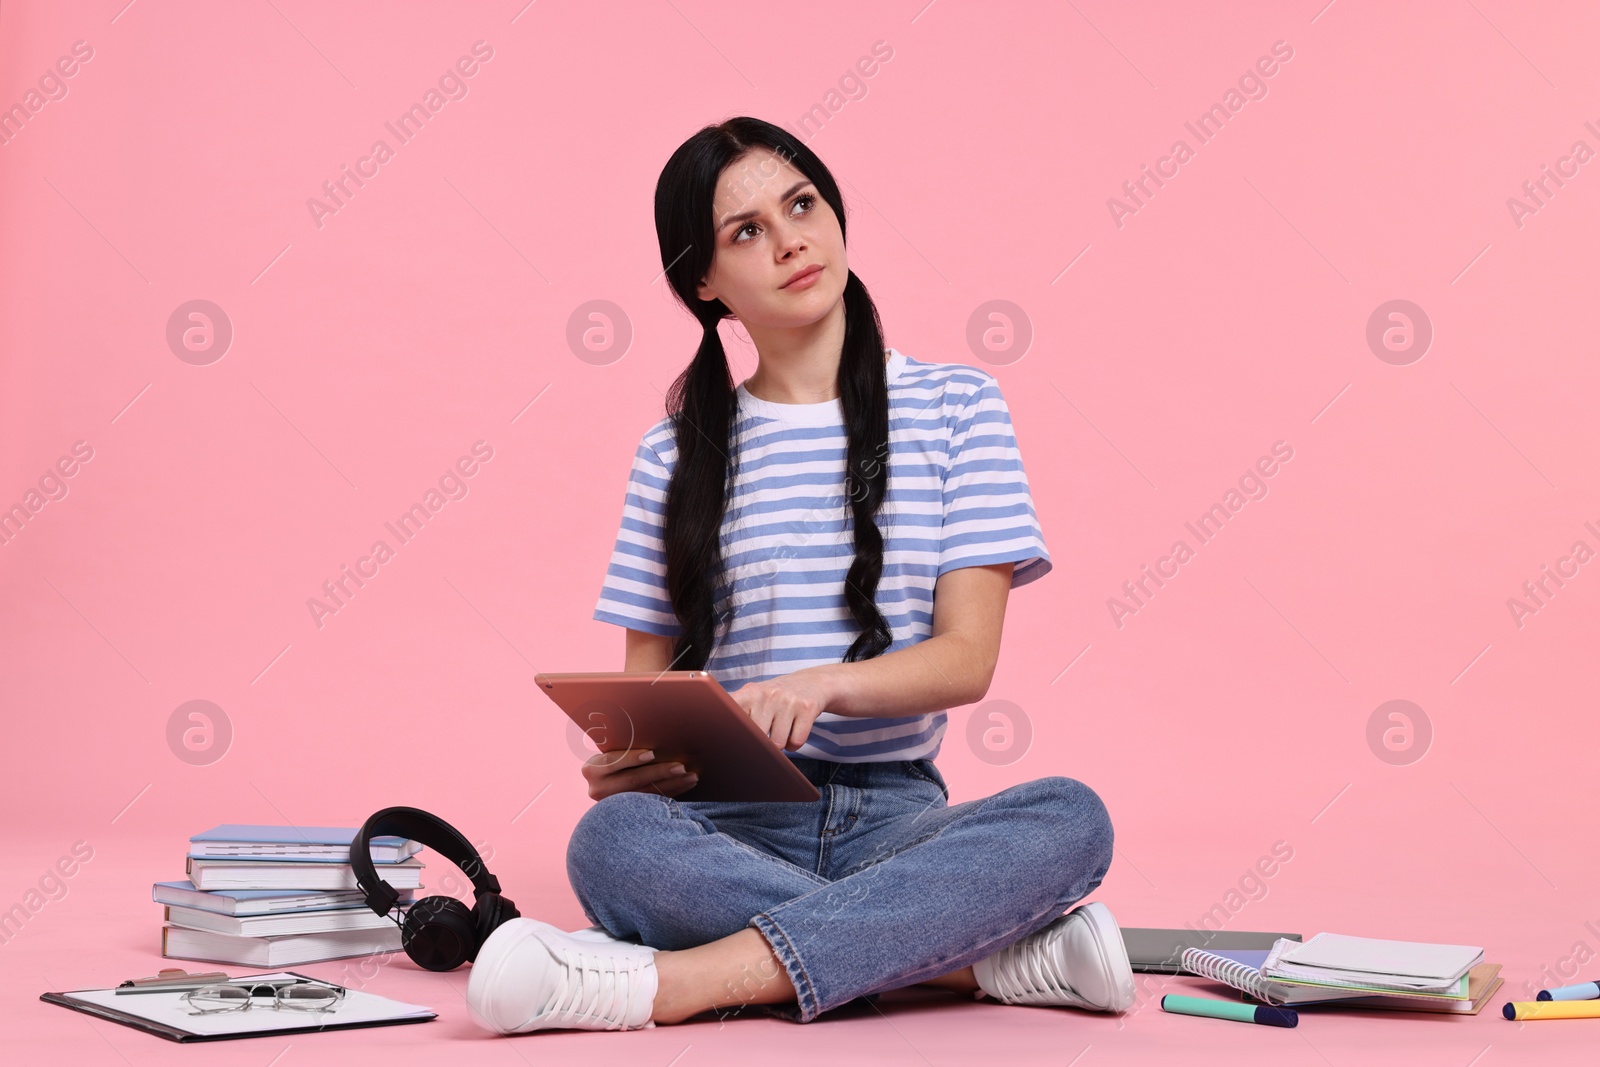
[782,265,823,290]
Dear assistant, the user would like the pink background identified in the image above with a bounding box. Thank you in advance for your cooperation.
[4,1,1598,1062]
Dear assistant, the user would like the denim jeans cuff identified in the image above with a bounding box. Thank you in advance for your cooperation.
[746,992,880,1024]
[748,913,822,1022]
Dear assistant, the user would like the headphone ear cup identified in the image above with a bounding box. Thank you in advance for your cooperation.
[402,895,478,972]
[469,892,518,962]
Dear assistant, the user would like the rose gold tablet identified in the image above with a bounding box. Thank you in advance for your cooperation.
[535,670,822,803]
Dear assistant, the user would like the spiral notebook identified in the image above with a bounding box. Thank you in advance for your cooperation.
[1180,947,1382,1006]
[1182,947,1504,1014]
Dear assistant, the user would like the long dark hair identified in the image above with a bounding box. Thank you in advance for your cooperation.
[653,116,893,671]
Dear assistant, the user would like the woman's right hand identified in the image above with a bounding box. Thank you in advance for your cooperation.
[582,748,699,801]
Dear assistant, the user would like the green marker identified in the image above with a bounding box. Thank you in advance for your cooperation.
[1161,994,1298,1028]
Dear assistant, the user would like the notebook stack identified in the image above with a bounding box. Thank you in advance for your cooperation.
[1182,932,1503,1015]
[153,825,425,967]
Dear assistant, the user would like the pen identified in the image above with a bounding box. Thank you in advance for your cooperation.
[115,968,233,994]
[1162,994,1298,1028]
[1537,981,1600,1002]
[119,978,313,996]
[1503,999,1600,1020]
[114,970,314,995]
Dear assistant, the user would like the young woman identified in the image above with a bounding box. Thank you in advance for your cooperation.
[465,117,1134,1033]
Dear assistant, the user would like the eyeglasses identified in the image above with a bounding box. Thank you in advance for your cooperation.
[179,980,345,1016]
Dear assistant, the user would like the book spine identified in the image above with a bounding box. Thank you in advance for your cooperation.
[1180,947,1279,1005]
[191,847,412,861]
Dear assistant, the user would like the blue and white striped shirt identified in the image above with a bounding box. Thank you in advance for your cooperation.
[593,348,1051,762]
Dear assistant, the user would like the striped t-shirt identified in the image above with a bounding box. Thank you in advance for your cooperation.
[592,348,1051,763]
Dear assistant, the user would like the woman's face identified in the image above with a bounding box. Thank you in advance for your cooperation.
[696,148,847,331]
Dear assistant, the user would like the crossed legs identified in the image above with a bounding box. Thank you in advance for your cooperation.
[567,775,1112,1024]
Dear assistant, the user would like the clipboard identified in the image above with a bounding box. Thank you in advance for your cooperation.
[40,970,436,1042]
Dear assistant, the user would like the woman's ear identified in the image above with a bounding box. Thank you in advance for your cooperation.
[695,276,717,303]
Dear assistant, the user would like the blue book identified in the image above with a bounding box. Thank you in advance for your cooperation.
[188,825,421,864]
[1211,948,1270,968]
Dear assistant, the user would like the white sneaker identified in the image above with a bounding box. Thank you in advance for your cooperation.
[465,917,661,1033]
[567,925,628,944]
[971,902,1136,1012]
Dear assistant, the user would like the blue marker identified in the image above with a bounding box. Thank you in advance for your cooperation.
[1537,980,1600,1001]
[1162,994,1298,1027]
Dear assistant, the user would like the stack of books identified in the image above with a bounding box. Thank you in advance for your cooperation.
[153,824,426,967]
[1183,932,1503,1014]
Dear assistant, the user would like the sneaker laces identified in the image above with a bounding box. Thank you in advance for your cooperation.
[544,944,655,1030]
[987,922,1084,1005]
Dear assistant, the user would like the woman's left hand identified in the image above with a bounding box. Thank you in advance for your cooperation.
[732,668,839,751]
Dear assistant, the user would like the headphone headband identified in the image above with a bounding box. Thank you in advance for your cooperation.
[351,806,500,916]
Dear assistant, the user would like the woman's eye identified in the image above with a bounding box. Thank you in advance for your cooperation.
[732,193,816,244]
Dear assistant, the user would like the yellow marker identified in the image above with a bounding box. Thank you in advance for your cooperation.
[1503,1000,1600,1020]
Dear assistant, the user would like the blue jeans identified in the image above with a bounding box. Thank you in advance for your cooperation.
[566,756,1114,1023]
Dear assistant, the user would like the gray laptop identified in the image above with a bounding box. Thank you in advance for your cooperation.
[1121,928,1302,973]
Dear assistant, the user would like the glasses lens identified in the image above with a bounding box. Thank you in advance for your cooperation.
[279,984,342,1011]
[186,985,252,1012]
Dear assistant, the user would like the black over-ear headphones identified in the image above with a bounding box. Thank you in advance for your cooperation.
[350,806,519,972]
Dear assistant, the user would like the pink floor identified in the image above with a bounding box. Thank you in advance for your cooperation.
[7,829,1590,1067]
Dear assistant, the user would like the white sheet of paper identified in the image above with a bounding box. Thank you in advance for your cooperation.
[1276,933,1483,980]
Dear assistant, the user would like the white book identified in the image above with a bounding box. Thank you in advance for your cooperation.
[185,857,423,892]
[164,903,403,938]
[152,880,417,916]
[1263,934,1483,993]
[162,924,403,968]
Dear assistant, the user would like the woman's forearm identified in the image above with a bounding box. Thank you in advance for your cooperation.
[802,632,995,719]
